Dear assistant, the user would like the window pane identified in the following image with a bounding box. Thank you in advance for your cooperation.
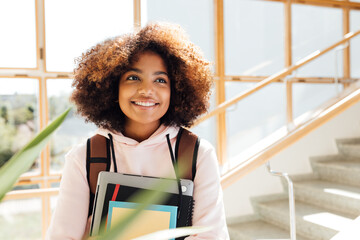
[191,92,217,149]
[226,82,285,164]
[0,198,42,240]
[0,0,37,68]
[13,184,40,191]
[224,0,284,76]
[350,10,360,78]
[51,182,60,188]
[0,78,40,173]
[45,0,133,72]
[293,5,342,77]
[293,83,343,120]
[142,0,214,63]
[47,79,96,172]
[191,118,217,153]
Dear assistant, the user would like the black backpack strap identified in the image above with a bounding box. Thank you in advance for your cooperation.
[174,127,200,181]
[86,134,111,217]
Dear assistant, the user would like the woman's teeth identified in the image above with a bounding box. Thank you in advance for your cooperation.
[134,102,156,107]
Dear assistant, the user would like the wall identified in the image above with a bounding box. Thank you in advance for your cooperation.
[223,100,360,219]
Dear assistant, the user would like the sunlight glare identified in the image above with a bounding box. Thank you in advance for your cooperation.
[303,212,353,231]
[324,188,360,200]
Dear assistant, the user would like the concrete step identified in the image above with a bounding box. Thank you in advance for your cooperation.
[228,219,310,240]
[310,155,360,187]
[254,198,357,240]
[293,179,360,216]
[336,138,360,159]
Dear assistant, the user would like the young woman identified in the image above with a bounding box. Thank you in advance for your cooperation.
[46,22,229,240]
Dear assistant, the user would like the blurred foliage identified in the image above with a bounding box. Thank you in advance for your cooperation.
[11,105,35,126]
[0,92,75,169]
[0,94,37,168]
[0,108,71,201]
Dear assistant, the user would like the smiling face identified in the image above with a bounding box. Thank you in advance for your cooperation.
[118,51,171,134]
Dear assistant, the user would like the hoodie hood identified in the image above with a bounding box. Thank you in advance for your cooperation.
[96,124,179,147]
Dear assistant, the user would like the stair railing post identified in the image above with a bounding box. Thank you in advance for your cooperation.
[284,69,297,132]
[266,161,296,240]
[334,42,349,94]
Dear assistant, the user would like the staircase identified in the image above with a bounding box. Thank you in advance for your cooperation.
[227,138,360,240]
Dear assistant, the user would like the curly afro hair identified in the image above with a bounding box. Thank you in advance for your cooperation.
[70,22,213,132]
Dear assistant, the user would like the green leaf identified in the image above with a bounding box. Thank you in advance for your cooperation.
[0,108,71,201]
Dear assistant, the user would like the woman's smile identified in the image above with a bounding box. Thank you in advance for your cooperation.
[132,101,158,107]
[131,99,159,108]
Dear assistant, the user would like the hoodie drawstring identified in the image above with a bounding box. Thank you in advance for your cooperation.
[166,133,183,220]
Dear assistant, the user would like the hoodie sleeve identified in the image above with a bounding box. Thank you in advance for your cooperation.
[45,143,90,240]
[185,139,229,240]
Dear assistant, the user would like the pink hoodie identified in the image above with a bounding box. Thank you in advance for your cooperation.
[46,125,229,239]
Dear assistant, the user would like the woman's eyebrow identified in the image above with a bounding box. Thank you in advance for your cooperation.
[154,71,168,76]
[128,68,168,76]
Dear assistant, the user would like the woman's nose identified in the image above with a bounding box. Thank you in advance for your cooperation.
[138,80,153,95]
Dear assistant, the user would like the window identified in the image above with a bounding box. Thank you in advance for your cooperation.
[0,78,40,173]
[224,0,284,76]
[0,0,37,68]
[225,82,285,163]
[46,78,96,172]
[143,0,214,63]
[292,5,343,77]
[44,0,133,72]
[350,10,360,77]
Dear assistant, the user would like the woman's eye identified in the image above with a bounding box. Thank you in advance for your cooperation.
[127,75,139,81]
[155,78,167,83]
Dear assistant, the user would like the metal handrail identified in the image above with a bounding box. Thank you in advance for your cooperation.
[193,30,360,127]
[266,161,296,240]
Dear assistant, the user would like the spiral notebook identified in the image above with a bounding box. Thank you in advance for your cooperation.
[90,171,195,237]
